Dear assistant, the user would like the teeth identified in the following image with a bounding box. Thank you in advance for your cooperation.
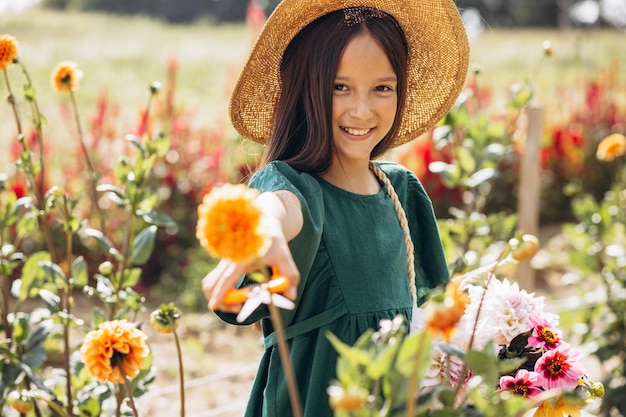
[343,127,370,136]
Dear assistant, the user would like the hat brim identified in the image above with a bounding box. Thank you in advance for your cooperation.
[229,0,470,147]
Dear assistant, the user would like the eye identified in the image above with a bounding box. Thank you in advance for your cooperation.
[333,84,348,92]
[375,85,394,92]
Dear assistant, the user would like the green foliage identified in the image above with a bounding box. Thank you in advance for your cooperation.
[425,80,522,272]
[552,158,626,416]
[327,316,534,417]
[0,47,176,416]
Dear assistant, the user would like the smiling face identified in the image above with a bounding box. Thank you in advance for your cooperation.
[331,30,398,168]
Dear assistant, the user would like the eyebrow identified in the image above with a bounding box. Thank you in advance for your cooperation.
[334,75,398,83]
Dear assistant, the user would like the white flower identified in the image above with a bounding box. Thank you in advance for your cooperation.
[463,277,558,348]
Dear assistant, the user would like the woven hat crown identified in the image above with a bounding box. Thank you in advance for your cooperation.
[229,0,470,147]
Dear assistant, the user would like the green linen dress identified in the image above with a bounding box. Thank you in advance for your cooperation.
[216,160,449,417]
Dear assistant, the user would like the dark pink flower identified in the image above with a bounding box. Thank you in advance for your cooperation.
[497,369,543,398]
[529,314,562,350]
[535,343,585,390]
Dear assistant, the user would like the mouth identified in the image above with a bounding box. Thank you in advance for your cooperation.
[341,126,373,136]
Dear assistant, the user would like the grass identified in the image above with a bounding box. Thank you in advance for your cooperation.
[1,7,625,169]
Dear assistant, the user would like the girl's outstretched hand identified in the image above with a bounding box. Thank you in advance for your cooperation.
[202,190,303,314]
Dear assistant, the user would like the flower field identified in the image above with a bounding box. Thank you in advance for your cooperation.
[1,6,626,417]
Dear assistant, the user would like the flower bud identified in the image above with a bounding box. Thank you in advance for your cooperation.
[150,303,181,334]
[592,382,605,398]
[98,261,114,276]
[7,391,34,414]
[150,81,162,95]
[542,40,553,57]
[328,385,368,412]
[509,234,539,261]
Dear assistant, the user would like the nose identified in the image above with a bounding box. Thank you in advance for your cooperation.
[349,93,374,120]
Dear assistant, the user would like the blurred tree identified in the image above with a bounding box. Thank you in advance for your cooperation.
[41,0,248,23]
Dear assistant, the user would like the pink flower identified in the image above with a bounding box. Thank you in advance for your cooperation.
[529,314,562,351]
[534,343,585,390]
[497,369,543,398]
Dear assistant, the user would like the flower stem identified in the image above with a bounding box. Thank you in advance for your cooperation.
[68,90,106,231]
[17,61,46,196]
[267,301,303,417]
[405,332,425,417]
[3,69,23,135]
[118,362,140,417]
[62,218,74,415]
[171,322,186,417]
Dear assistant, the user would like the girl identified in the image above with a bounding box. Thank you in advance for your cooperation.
[202,1,469,416]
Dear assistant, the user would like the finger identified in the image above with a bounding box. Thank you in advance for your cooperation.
[201,261,229,301]
[209,300,243,314]
[209,262,247,309]
[266,246,300,301]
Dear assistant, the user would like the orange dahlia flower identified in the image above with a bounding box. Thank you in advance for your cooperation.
[81,320,149,384]
[0,34,18,71]
[425,279,469,341]
[596,133,626,162]
[196,183,271,262]
[50,61,83,93]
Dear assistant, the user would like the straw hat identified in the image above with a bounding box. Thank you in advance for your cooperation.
[229,0,470,147]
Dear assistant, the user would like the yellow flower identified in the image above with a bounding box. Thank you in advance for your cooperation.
[196,183,271,262]
[81,320,149,384]
[0,34,19,71]
[50,60,83,93]
[596,133,626,162]
[533,396,583,417]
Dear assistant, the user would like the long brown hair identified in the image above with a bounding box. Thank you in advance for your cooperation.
[261,7,409,174]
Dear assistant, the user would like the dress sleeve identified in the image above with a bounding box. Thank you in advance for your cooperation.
[215,161,325,325]
[379,162,450,305]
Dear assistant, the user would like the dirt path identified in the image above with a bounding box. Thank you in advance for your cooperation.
[136,308,264,417]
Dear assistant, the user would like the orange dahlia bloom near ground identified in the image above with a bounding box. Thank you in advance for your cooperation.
[81,320,149,384]
[196,183,271,263]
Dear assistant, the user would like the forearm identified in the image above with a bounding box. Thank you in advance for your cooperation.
[257,190,303,242]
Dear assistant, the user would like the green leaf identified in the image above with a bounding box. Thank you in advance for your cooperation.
[126,134,146,152]
[39,260,67,286]
[80,228,122,259]
[465,168,496,188]
[466,348,500,386]
[97,184,128,206]
[455,146,476,174]
[327,332,373,367]
[16,208,39,238]
[395,330,432,380]
[12,314,29,344]
[121,267,142,288]
[39,289,61,313]
[147,132,171,157]
[138,209,175,227]
[18,361,52,393]
[72,256,89,287]
[77,397,103,417]
[366,339,400,379]
[91,307,108,328]
[19,251,52,300]
[429,161,460,188]
[0,191,18,228]
[128,225,157,266]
